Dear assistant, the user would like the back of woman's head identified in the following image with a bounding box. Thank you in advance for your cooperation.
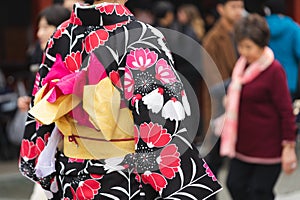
[38,4,71,27]
[152,1,174,19]
[178,4,200,22]
[234,14,270,47]
[264,0,286,15]
[178,4,205,41]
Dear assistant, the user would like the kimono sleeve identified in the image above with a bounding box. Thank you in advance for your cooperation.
[121,26,190,147]
[19,37,59,193]
[124,47,191,126]
[122,25,222,198]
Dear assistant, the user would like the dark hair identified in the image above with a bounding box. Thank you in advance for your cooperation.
[152,1,174,19]
[264,0,286,14]
[218,0,243,5]
[38,4,71,27]
[234,14,270,47]
[84,0,94,4]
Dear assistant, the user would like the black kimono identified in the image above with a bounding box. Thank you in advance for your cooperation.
[19,2,221,199]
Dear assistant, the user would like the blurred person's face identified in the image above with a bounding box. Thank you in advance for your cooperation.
[165,12,175,27]
[37,17,56,50]
[177,9,188,25]
[218,1,244,25]
[237,38,264,64]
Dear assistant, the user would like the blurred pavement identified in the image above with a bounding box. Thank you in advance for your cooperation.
[0,141,299,200]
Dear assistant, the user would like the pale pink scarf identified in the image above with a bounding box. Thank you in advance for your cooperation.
[220,47,274,158]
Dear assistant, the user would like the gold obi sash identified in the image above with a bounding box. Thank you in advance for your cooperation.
[29,77,135,159]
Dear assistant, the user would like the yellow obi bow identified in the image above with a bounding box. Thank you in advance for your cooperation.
[30,56,134,159]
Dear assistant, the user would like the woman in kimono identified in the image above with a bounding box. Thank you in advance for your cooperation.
[19,0,221,199]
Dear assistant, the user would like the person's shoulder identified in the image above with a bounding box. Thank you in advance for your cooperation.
[138,21,166,38]
[203,22,223,45]
[51,18,73,38]
[268,59,285,74]
[275,15,300,32]
[203,30,216,46]
[279,15,300,30]
[267,59,281,68]
[261,60,286,83]
[127,20,156,31]
[272,59,283,68]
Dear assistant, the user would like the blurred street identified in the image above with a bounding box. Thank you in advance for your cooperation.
[0,160,33,200]
[0,142,299,200]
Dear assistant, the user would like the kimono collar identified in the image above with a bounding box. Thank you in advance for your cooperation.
[72,2,134,26]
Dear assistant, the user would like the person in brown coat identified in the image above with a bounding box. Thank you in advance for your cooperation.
[203,0,244,80]
[201,0,244,197]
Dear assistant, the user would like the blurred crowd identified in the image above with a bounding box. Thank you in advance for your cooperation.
[0,0,299,199]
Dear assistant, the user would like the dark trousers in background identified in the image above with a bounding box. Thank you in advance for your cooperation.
[226,158,281,200]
